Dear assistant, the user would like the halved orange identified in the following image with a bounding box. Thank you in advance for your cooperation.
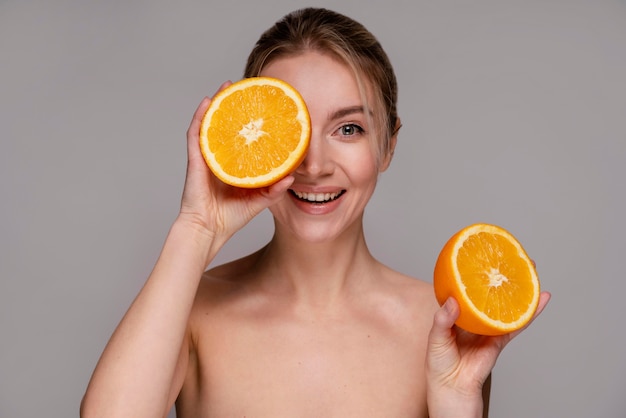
[199,77,311,188]
[433,223,540,335]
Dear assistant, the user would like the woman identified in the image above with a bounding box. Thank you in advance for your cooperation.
[81,7,550,417]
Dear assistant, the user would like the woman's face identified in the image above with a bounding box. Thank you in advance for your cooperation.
[261,50,388,243]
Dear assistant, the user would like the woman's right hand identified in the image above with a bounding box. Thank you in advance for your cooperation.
[178,82,294,255]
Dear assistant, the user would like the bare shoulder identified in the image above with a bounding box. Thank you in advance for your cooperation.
[379,264,439,309]
[189,249,266,318]
[354,262,440,337]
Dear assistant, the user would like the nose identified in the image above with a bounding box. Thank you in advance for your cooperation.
[295,133,334,178]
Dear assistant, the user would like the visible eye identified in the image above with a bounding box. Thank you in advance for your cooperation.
[337,123,365,137]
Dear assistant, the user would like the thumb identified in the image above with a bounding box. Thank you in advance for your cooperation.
[430,298,460,342]
[240,175,294,219]
[427,298,460,365]
[258,175,295,205]
[426,298,464,387]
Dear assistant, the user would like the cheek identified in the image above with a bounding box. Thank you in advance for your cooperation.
[343,143,379,182]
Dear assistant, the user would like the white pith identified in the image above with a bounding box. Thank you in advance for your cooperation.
[239,118,266,144]
[487,267,509,287]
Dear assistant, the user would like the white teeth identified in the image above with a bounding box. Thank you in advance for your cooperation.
[293,191,342,202]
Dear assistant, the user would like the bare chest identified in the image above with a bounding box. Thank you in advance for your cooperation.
[179,311,430,417]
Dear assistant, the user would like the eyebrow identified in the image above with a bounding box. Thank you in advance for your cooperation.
[328,105,372,121]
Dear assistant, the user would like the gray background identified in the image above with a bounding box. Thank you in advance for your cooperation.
[1,0,625,417]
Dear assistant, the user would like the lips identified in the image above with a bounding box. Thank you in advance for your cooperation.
[289,189,346,203]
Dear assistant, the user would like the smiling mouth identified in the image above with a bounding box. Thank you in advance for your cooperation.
[290,190,346,203]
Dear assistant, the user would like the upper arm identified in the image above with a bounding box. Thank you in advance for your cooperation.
[168,339,190,407]
[165,325,192,415]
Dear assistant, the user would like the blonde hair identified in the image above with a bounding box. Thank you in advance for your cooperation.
[244,8,399,166]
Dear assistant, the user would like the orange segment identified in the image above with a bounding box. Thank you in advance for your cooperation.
[433,223,540,335]
[199,77,311,188]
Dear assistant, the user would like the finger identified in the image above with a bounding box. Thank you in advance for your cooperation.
[526,291,551,326]
[186,81,234,161]
[240,175,295,218]
[215,80,232,94]
[426,297,463,382]
[535,291,551,316]
[428,297,460,348]
[186,96,211,157]
[263,175,295,200]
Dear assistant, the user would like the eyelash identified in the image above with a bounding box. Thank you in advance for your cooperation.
[336,123,365,138]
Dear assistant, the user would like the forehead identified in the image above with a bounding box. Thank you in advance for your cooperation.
[259,51,373,119]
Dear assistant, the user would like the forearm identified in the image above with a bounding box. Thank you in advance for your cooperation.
[81,218,221,417]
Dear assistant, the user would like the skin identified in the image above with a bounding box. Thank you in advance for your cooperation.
[80,50,551,418]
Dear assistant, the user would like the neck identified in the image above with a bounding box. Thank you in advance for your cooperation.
[255,218,379,310]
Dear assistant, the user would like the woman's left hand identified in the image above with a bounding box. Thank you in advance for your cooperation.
[425,291,551,417]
